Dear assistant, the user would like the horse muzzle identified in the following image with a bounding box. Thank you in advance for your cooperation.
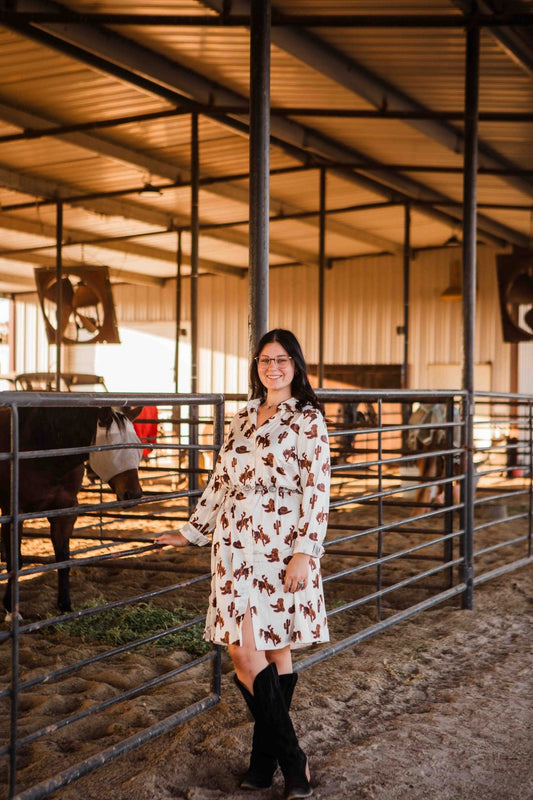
[108,469,143,501]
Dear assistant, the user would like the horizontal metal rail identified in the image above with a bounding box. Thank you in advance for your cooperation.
[295,584,467,673]
[1,393,225,800]
[11,691,222,800]
[1,387,531,800]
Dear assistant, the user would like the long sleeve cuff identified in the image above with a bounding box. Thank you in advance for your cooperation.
[293,540,324,559]
[180,521,211,547]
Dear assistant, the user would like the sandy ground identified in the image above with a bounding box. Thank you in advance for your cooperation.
[1,502,532,800]
[91,566,533,800]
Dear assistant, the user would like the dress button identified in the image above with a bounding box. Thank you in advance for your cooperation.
[269,485,276,492]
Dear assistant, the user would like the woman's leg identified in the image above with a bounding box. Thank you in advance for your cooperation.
[230,607,277,788]
[230,607,310,797]
[266,646,293,676]
[228,605,269,691]
[228,604,293,689]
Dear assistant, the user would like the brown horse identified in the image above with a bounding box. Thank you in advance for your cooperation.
[0,405,143,617]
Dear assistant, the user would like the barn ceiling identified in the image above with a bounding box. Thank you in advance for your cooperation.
[0,0,532,294]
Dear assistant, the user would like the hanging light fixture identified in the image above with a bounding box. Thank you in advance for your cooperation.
[138,181,163,197]
[444,233,461,247]
[440,259,463,301]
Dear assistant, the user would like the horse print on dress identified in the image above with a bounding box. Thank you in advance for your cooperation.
[0,405,143,618]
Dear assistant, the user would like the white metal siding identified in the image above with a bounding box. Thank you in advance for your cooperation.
[12,246,515,396]
[14,294,49,374]
[518,341,533,396]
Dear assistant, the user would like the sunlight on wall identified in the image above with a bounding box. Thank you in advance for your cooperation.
[0,298,9,374]
[91,323,190,393]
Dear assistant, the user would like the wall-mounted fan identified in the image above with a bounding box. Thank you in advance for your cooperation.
[496,250,533,343]
[34,266,120,344]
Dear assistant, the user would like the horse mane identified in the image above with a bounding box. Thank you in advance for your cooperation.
[96,407,128,432]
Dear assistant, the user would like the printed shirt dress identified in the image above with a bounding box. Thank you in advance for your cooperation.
[181,397,331,650]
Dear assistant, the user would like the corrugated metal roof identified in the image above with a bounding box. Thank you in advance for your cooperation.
[0,0,531,294]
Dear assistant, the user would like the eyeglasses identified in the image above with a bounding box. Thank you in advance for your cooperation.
[255,356,293,368]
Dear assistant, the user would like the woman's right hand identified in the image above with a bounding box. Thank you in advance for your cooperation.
[155,531,190,548]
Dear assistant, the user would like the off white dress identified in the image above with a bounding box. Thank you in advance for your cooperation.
[181,397,330,650]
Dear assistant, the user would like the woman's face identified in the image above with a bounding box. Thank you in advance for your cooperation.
[256,341,295,396]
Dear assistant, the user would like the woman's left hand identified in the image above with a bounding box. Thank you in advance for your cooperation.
[284,552,311,593]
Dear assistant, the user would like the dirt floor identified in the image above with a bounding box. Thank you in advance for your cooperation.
[1,501,532,800]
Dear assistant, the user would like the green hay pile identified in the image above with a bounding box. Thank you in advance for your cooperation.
[54,600,211,657]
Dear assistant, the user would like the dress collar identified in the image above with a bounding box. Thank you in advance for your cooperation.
[248,396,297,421]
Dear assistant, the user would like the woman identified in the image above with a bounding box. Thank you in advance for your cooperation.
[156,329,330,800]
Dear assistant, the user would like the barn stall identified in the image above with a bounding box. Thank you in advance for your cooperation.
[0,2,532,798]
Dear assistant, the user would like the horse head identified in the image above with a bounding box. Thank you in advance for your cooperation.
[88,407,143,501]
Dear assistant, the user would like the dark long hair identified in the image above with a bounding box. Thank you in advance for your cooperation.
[249,328,323,412]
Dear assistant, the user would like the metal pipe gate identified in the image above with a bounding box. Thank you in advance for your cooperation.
[0,388,531,798]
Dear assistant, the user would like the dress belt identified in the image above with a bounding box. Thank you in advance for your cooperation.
[228,483,300,496]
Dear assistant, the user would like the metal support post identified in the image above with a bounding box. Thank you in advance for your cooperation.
[401,203,411,450]
[55,200,63,391]
[190,114,199,508]
[402,203,410,390]
[190,114,199,396]
[248,0,271,355]
[527,400,533,558]
[461,21,480,610]
[174,230,182,395]
[8,404,20,799]
[318,166,326,387]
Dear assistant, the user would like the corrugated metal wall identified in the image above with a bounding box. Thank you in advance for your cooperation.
[14,292,50,374]
[407,244,510,390]
[12,245,514,395]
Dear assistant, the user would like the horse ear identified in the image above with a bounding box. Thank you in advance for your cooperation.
[123,406,144,421]
[97,407,114,427]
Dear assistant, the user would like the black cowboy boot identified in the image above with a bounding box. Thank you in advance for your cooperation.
[251,664,312,800]
[234,671,298,790]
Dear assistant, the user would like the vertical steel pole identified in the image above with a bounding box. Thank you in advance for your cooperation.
[376,398,383,621]
[190,115,199,396]
[461,21,479,611]
[527,400,533,558]
[444,397,456,588]
[55,200,63,391]
[174,230,182,394]
[8,295,16,373]
[401,203,411,452]
[318,167,326,387]
[402,203,410,390]
[8,403,20,799]
[190,115,199,508]
[248,0,271,355]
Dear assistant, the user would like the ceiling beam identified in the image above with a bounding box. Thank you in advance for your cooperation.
[0,268,36,290]
[1,9,532,27]
[452,0,533,77]
[260,2,533,201]
[1,2,487,237]
[0,213,247,279]
[0,104,401,255]
[0,102,187,185]
[197,1,531,248]
[5,0,530,250]
[0,102,400,260]
[3,102,533,143]
[0,163,174,228]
